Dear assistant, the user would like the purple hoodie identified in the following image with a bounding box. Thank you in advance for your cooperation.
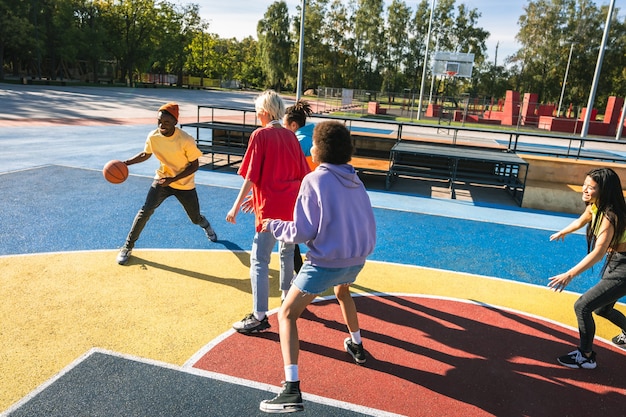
[268,163,376,268]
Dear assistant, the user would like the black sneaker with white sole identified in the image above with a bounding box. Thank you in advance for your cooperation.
[557,348,597,369]
[204,224,217,242]
[612,330,626,347]
[344,337,366,364]
[260,381,303,413]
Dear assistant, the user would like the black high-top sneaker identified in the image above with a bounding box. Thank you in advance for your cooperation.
[260,381,303,413]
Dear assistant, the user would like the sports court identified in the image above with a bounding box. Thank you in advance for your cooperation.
[1,85,625,416]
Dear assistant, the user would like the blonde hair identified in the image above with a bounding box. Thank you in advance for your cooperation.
[254,90,285,121]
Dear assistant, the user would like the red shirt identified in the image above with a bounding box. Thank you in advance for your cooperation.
[238,125,311,231]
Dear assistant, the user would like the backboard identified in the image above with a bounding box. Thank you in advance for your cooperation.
[432,51,474,78]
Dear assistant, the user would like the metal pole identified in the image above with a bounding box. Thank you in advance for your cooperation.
[616,98,626,140]
[557,43,574,118]
[581,0,615,137]
[417,0,435,120]
[428,36,439,105]
[296,0,306,101]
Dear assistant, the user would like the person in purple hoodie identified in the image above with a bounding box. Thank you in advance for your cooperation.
[258,121,376,414]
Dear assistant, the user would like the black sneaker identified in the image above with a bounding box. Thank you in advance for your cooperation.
[232,313,271,334]
[612,330,626,346]
[557,348,597,369]
[344,337,366,364]
[260,381,303,413]
[204,224,217,242]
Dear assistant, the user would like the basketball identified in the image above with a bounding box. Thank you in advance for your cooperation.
[103,160,129,184]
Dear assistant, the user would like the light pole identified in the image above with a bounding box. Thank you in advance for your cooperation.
[557,42,574,118]
[296,0,306,101]
[417,0,435,120]
[581,0,615,138]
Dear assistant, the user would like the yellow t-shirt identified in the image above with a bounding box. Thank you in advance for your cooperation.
[144,127,202,190]
[590,203,626,243]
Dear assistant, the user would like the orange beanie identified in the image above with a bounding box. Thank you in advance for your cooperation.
[158,102,179,121]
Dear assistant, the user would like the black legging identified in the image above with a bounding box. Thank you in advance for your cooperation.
[574,252,626,352]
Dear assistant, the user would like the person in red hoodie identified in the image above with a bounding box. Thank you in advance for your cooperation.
[226,90,310,334]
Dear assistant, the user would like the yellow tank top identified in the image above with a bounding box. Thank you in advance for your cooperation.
[590,204,626,243]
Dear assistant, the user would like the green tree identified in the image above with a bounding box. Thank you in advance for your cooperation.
[257,1,292,90]
[100,0,159,83]
[513,0,626,109]
[74,0,109,82]
[0,0,35,80]
[384,0,412,93]
[354,0,385,90]
[151,2,201,86]
[323,0,356,88]
[291,0,331,93]
[231,36,264,88]
[405,1,432,95]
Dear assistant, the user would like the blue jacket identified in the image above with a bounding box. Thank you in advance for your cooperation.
[269,163,376,268]
[295,123,315,157]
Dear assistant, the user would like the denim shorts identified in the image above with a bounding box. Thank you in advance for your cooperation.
[292,263,365,295]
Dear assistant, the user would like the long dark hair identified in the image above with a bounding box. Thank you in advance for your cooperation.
[586,168,626,263]
[284,100,312,129]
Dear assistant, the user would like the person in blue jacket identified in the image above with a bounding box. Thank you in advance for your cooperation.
[259,121,376,413]
[283,100,315,275]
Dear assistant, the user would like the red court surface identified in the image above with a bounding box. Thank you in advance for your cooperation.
[192,295,626,417]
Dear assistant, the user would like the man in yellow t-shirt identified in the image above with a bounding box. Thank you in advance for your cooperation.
[116,102,217,265]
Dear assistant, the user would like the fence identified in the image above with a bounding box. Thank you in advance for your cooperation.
[309,87,625,139]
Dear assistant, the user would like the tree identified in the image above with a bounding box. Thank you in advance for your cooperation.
[257,1,292,90]
[232,36,264,88]
[0,0,35,80]
[323,0,357,88]
[291,0,329,93]
[100,0,159,84]
[384,0,412,93]
[513,0,626,108]
[152,1,202,86]
[353,0,386,90]
[74,0,108,82]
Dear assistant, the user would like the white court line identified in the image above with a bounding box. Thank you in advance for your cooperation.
[1,347,405,417]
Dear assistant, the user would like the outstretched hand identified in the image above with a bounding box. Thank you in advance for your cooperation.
[548,273,572,292]
[550,231,566,242]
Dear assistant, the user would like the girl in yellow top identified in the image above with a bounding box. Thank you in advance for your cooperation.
[549,167,626,369]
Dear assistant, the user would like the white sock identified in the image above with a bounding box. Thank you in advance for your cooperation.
[350,330,362,345]
[254,311,266,321]
[284,364,299,382]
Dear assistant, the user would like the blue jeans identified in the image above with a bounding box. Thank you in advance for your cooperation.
[123,181,209,250]
[250,231,294,313]
[575,252,626,352]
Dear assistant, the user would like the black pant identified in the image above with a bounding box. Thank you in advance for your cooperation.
[575,252,626,352]
[123,181,209,250]
[294,244,303,273]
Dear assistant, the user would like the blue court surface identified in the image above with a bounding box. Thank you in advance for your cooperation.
[1,122,595,291]
[2,86,625,416]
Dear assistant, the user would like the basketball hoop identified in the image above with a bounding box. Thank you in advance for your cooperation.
[446,71,457,78]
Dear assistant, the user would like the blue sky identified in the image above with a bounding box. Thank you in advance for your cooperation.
[196,0,526,62]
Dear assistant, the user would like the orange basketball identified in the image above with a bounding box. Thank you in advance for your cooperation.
[103,160,129,184]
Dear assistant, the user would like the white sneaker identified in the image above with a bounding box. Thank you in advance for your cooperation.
[232,313,270,333]
[117,248,132,265]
